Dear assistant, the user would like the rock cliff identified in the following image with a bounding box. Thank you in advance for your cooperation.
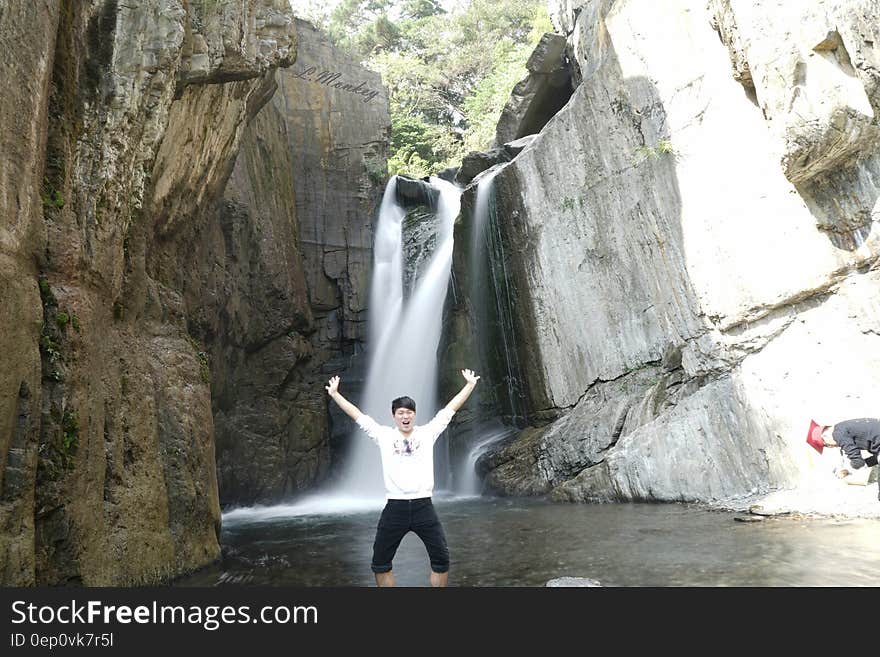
[469,0,880,513]
[1,2,390,584]
[208,18,389,504]
[0,0,298,586]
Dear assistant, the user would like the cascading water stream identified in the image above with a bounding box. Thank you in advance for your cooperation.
[455,164,526,494]
[223,171,518,516]
[469,165,525,424]
[337,175,462,501]
[458,424,516,496]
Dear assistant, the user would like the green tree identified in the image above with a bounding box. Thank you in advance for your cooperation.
[292,0,552,177]
[400,0,446,20]
[326,0,395,54]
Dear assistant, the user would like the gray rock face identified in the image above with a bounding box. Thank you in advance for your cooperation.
[454,138,536,186]
[0,0,295,585]
[0,0,58,587]
[394,176,443,297]
[455,148,513,186]
[494,32,573,146]
[548,1,593,37]
[181,18,390,504]
[267,18,390,484]
[708,1,880,241]
[278,18,389,349]
[396,175,439,208]
[473,0,880,514]
[186,85,325,506]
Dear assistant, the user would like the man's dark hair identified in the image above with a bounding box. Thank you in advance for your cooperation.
[391,396,416,413]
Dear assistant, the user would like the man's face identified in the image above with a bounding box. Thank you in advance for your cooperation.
[823,427,838,448]
[393,407,416,434]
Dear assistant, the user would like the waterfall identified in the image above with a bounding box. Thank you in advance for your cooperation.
[469,164,527,425]
[449,164,527,495]
[339,175,462,500]
[459,424,516,496]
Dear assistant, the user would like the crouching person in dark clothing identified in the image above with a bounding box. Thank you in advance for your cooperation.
[806,418,880,498]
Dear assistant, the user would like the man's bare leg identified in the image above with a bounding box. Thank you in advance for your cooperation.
[375,571,395,587]
[430,570,448,587]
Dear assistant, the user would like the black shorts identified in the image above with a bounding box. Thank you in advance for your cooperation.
[371,498,450,574]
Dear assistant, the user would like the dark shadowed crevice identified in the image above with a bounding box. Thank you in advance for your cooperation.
[709,0,759,108]
[494,32,575,146]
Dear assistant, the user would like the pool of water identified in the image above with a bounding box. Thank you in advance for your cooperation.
[175,495,880,587]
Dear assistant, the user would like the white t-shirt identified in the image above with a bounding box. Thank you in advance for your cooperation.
[356,408,455,499]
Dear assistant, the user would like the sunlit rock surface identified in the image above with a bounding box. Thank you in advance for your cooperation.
[475,0,880,515]
[0,0,296,585]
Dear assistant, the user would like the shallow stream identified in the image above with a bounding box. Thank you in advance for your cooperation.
[175,495,880,587]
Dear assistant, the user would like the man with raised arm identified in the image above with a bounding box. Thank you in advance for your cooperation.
[326,369,480,587]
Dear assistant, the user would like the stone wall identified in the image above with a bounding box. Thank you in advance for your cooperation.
[0,0,296,585]
[196,18,389,505]
[273,18,390,477]
[0,0,60,587]
[279,19,388,352]
[476,0,880,513]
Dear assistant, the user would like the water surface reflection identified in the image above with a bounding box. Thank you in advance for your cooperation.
[176,497,880,587]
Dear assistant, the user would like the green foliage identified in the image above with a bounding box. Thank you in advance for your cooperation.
[296,0,550,177]
[401,0,444,19]
[38,405,80,482]
[460,38,534,152]
[40,335,61,362]
[38,276,66,382]
[113,302,124,321]
[365,156,388,184]
[186,334,212,384]
[656,138,675,155]
[41,177,64,210]
[38,277,57,306]
[387,114,449,176]
[358,13,402,54]
[197,351,210,384]
[325,0,397,54]
[37,279,81,383]
[195,0,221,13]
[634,138,677,163]
[62,410,79,452]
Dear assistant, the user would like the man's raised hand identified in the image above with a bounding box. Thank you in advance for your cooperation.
[462,369,480,385]
[326,375,340,396]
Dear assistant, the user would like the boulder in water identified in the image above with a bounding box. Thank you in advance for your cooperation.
[546,577,602,587]
[734,514,765,523]
[395,175,440,208]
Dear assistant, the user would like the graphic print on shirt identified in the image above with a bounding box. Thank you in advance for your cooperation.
[392,436,421,456]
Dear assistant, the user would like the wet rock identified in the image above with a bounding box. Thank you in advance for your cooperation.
[495,32,573,146]
[734,514,765,522]
[546,577,603,587]
[396,175,439,208]
[454,148,513,186]
[436,166,459,183]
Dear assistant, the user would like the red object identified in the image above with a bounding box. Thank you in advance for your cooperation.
[806,419,827,454]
